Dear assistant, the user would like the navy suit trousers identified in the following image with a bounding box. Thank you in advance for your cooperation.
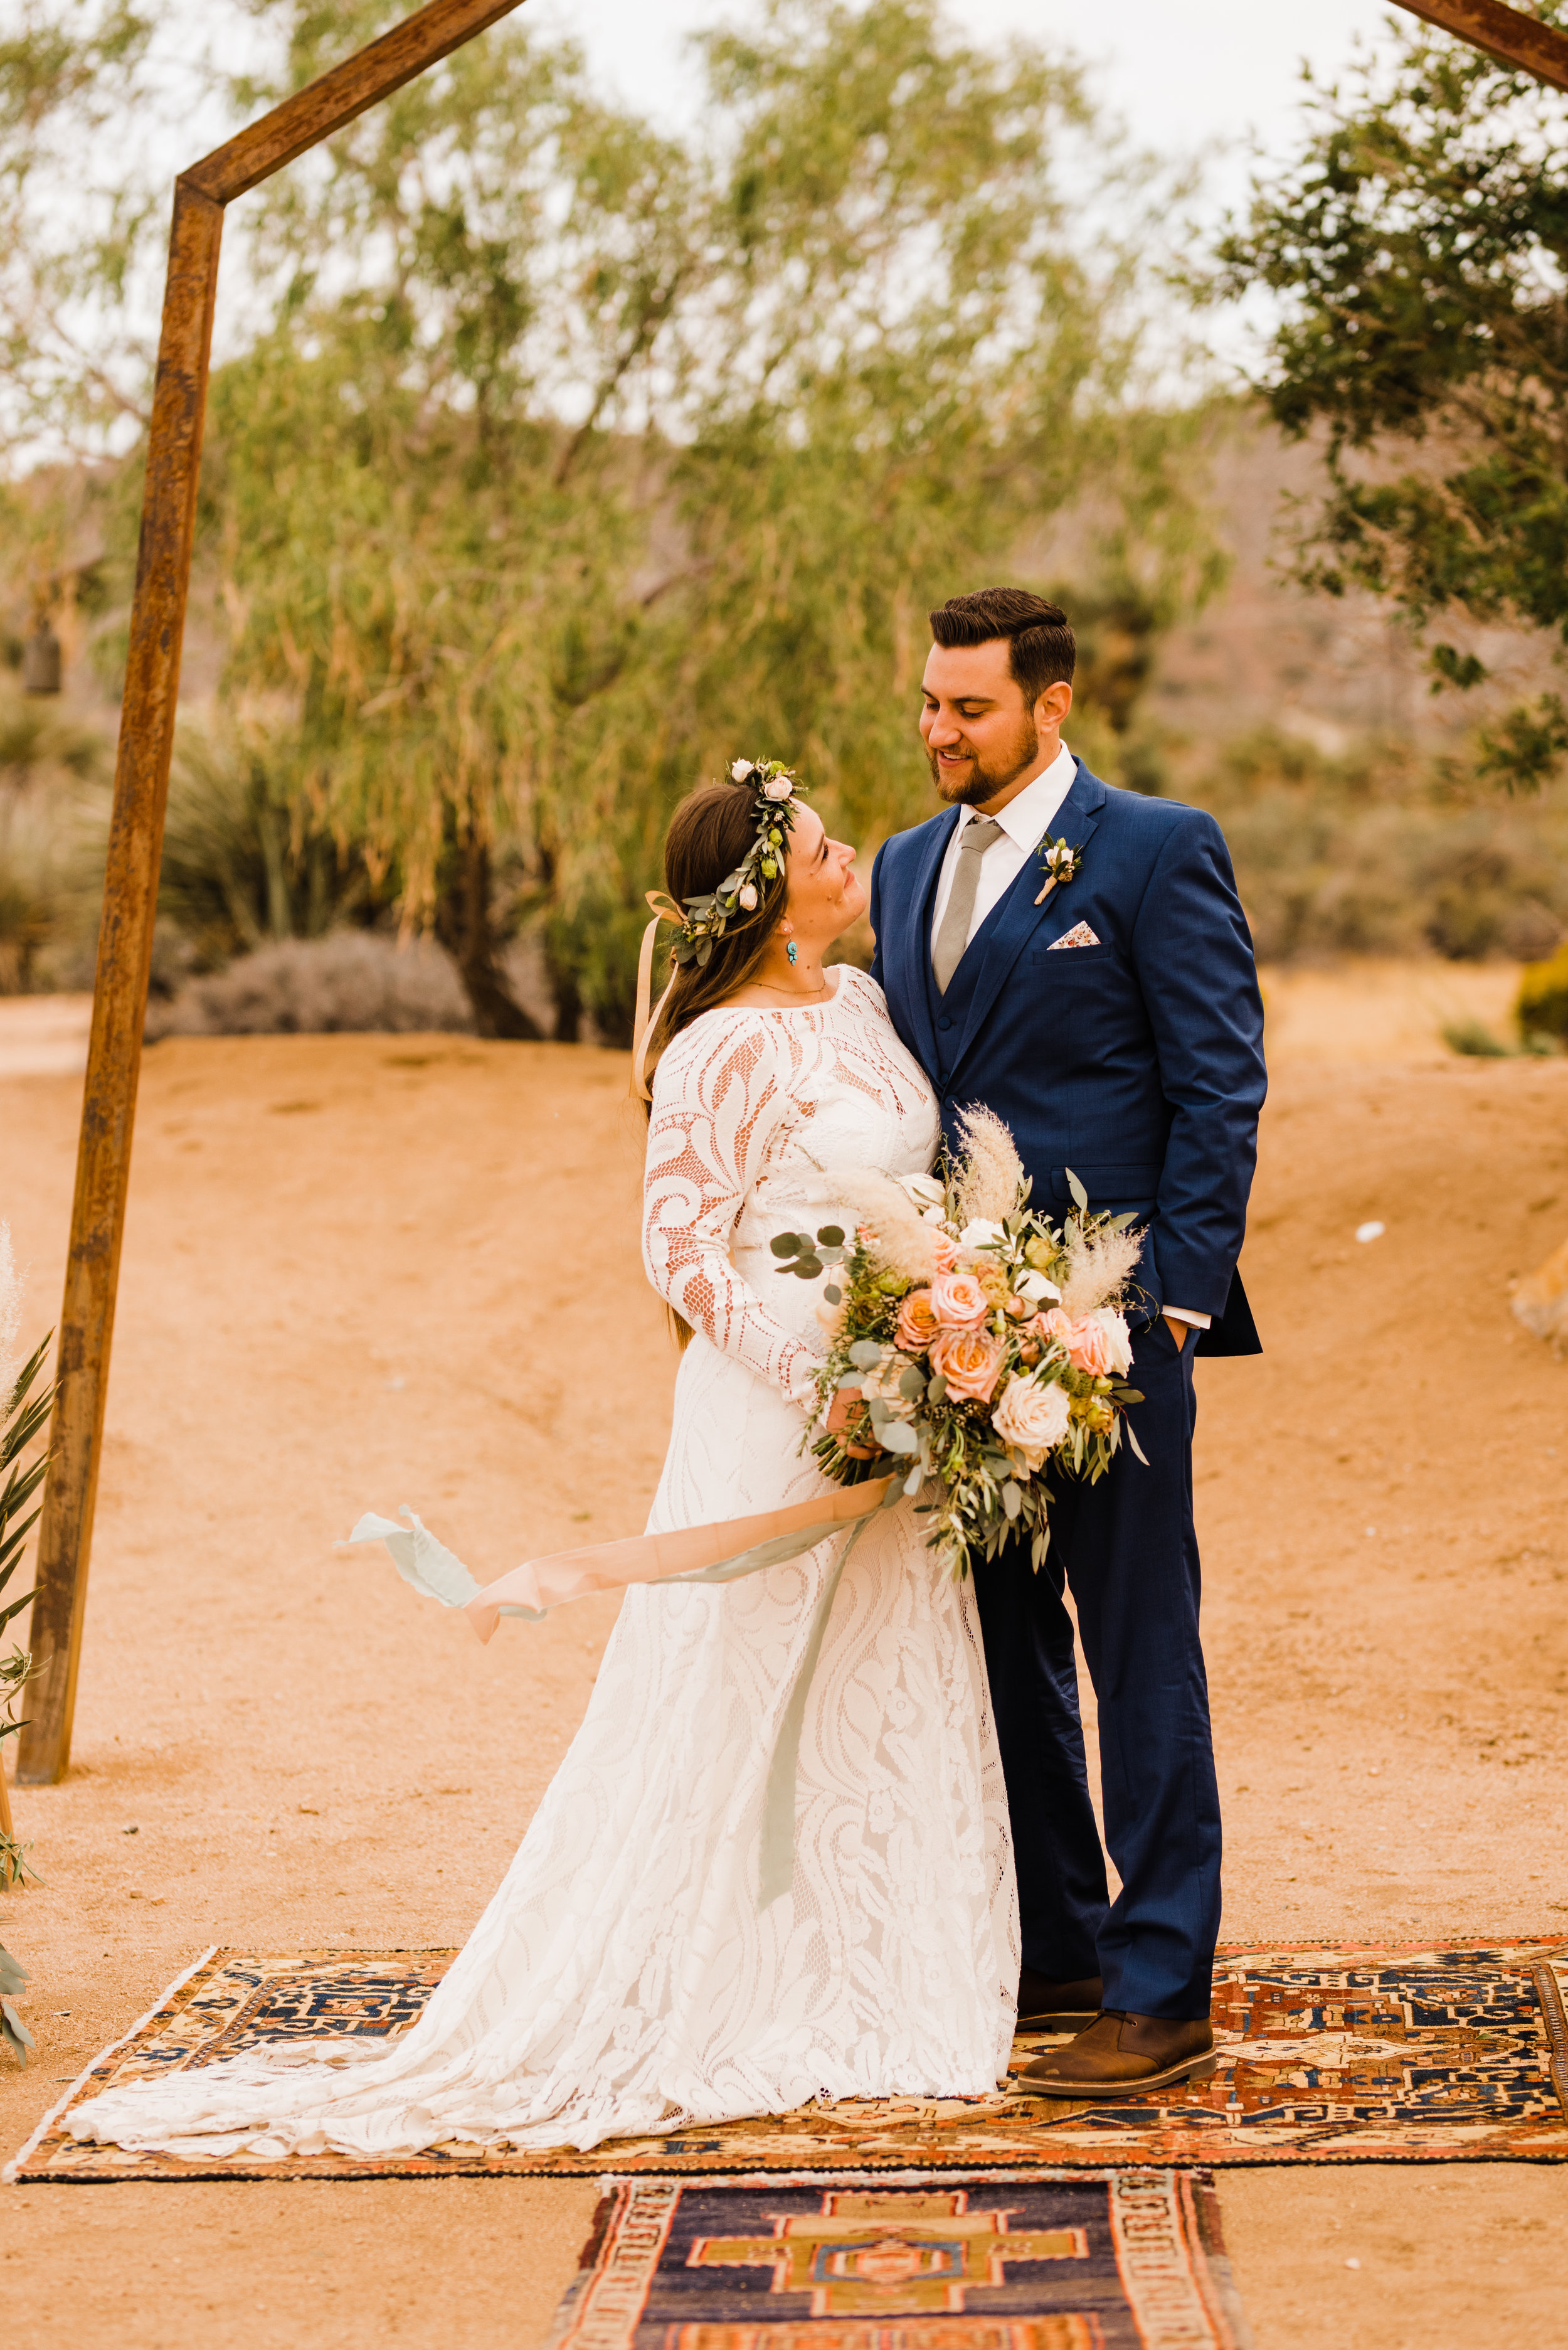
[973,1314,1221,2018]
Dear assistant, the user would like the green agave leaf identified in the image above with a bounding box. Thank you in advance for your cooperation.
[0,1590,35,1635]
[1,1997,34,2065]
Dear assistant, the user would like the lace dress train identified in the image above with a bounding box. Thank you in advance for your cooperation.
[66,967,1019,2160]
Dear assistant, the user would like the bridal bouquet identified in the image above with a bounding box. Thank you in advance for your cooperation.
[770,1110,1147,1577]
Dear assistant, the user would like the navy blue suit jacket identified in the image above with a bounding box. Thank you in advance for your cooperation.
[869,760,1267,1355]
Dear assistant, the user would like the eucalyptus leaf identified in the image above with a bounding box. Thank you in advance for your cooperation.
[816,1226,845,1247]
[903,1463,923,1496]
[897,1367,925,1401]
[879,1423,918,1454]
[792,1257,823,1279]
[824,1284,842,1304]
[848,1340,883,1369]
[770,1233,803,1258]
[928,1374,948,1403]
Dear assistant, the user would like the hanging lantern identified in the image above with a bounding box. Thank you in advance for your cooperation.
[22,616,61,696]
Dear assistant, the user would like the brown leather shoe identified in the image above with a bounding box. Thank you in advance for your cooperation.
[1014,2009,1215,2098]
[1017,1968,1104,2030]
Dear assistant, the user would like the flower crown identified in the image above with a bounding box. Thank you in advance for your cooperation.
[660,757,806,970]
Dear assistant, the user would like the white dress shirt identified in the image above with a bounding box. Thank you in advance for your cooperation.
[928,740,1078,953]
[925,739,1210,1332]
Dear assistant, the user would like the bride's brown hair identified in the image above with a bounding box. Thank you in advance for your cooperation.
[643,781,789,1078]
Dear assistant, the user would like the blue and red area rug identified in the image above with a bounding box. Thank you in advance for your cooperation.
[9,1940,1568,2181]
[543,2169,1253,2350]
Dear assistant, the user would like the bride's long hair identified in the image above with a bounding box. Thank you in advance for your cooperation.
[642,780,788,1082]
[643,780,791,1353]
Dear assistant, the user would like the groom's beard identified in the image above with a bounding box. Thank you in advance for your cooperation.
[928,713,1040,805]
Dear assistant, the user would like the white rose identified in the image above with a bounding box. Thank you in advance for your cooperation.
[990,1374,1072,1472]
[764,775,794,801]
[1016,1268,1061,1303]
[861,1351,919,1421]
[960,1218,1006,1250]
[898,1172,946,1210]
[738,881,759,910]
[731,758,754,782]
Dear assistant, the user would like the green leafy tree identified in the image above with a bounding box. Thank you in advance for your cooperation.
[1214,6,1568,787]
[4,0,1222,1036]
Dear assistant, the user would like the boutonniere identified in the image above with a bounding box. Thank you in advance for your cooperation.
[1034,835,1083,906]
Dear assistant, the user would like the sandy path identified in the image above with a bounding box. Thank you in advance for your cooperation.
[1,975,1565,2345]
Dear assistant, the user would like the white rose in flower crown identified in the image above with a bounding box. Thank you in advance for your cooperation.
[763,775,795,801]
[738,881,759,910]
[731,758,754,781]
[959,1218,1006,1251]
[990,1374,1072,1471]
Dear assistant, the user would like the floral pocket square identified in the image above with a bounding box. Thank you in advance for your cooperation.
[1047,921,1102,950]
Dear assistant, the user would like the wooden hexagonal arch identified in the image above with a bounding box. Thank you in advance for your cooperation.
[14,0,1568,1784]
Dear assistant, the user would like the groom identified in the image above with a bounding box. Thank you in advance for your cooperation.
[869,586,1266,2096]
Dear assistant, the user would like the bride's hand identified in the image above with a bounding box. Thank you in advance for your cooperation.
[825,1385,877,1459]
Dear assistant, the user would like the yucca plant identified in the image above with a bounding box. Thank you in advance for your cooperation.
[1,1224,53,2063]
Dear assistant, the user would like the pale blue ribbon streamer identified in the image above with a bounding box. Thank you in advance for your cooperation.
[347,1479,903,1906]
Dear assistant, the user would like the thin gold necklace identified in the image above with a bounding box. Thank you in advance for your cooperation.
[752,972,832,1002]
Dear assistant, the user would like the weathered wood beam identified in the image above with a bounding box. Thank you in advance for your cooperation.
[15,0,531,1786]
[1395,0,1568,92]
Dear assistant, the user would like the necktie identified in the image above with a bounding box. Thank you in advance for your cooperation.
[931,816,1004,994]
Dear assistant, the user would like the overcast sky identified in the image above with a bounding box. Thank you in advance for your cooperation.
[536,0,1402,219]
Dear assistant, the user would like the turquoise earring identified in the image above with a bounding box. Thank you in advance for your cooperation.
[787,940,798,966]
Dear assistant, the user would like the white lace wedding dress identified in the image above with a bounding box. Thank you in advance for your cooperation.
[66,965,1019,2161]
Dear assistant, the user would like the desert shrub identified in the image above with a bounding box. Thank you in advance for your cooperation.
[157,731,400,972]
[145,932,472,1039]
[1518,942,1568,1043]
[1179,729,1568,962]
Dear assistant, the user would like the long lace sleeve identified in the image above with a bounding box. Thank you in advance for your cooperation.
[642,1014,821,1406]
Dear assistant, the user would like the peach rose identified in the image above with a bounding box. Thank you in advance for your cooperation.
[990,1374,1072,1471]
[1063,1308,1133,1378]
[896,1287,941,1353]
[929,1268,990,1331]
[929,1325,1005,1403]
[931,1231,960,1275]
[1033,1307,1074,1354]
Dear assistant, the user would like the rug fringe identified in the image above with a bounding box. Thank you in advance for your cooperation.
[3,1944,219,2186]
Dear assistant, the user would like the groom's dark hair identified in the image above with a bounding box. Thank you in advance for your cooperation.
[929,588,1075,706]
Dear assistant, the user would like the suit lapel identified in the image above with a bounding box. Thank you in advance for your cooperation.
[894,807,959,1077]
[946,759,1108,1085]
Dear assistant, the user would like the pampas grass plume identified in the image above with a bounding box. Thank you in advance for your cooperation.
[1059,1223,1144,1319]
[839,1176,945,1285]
[953,1107,1023,1226]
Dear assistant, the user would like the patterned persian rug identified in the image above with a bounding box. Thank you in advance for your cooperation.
[10,1941,1568,2182]
[542,2169,1253,2350]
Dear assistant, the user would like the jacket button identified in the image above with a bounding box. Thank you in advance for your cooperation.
[937,1015,952,1031]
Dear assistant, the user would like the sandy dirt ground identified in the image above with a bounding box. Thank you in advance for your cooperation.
[1,957,1565,2348]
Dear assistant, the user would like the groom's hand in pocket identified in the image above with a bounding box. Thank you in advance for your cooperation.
[826,1386,877,1458]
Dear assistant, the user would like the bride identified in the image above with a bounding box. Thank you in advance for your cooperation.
[68,763,1019,2161]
